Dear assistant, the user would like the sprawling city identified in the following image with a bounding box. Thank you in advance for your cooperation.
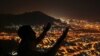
[0,18,100,56]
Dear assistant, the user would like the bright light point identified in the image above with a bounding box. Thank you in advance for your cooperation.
[60,18,65,22]
[60,17,70,24]
[66,19,70,24]
[9,51,18,56]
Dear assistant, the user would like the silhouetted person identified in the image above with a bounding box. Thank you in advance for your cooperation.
[17,25,35,56]
[17,23,69,56]
[17,23,51,56]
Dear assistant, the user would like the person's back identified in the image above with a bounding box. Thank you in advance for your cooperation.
[17,25,36,56]
[17,23,51,56]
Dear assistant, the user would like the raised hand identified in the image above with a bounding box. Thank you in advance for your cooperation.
[45,27,69,56]
[35,23,51,45]
[43,23,51,31]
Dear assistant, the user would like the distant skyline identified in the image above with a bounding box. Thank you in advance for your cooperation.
[0,0,100,22]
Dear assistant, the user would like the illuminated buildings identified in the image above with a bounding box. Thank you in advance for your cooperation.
[0,19,100,56]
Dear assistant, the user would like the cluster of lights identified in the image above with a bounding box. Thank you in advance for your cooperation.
[0,19,100,56]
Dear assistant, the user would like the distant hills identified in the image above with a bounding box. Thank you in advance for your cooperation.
[0,11,62,27]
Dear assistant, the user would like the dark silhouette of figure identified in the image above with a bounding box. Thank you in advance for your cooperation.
[17,23,51,56]
[17,25,36,56]
[17,23,69,56]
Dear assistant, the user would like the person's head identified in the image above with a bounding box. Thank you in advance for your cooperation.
[18,25,36,41]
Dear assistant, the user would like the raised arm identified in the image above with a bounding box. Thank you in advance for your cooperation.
[35,23,51,45]
[45,27,69,56]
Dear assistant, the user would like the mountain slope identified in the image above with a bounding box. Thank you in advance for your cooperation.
[0,11,62,26]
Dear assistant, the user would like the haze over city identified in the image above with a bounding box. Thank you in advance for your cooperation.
[0,0,100,56]
[0,0,100,22]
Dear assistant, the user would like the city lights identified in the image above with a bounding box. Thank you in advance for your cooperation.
[0,19,100,56]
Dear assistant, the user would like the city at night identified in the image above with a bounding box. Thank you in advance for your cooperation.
[0,0,100,56]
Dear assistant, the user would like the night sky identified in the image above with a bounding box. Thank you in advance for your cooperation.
[0,0,100,22]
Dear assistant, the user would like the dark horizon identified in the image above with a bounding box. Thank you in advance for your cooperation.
[0,0,100,22]
[0,1,100,56]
